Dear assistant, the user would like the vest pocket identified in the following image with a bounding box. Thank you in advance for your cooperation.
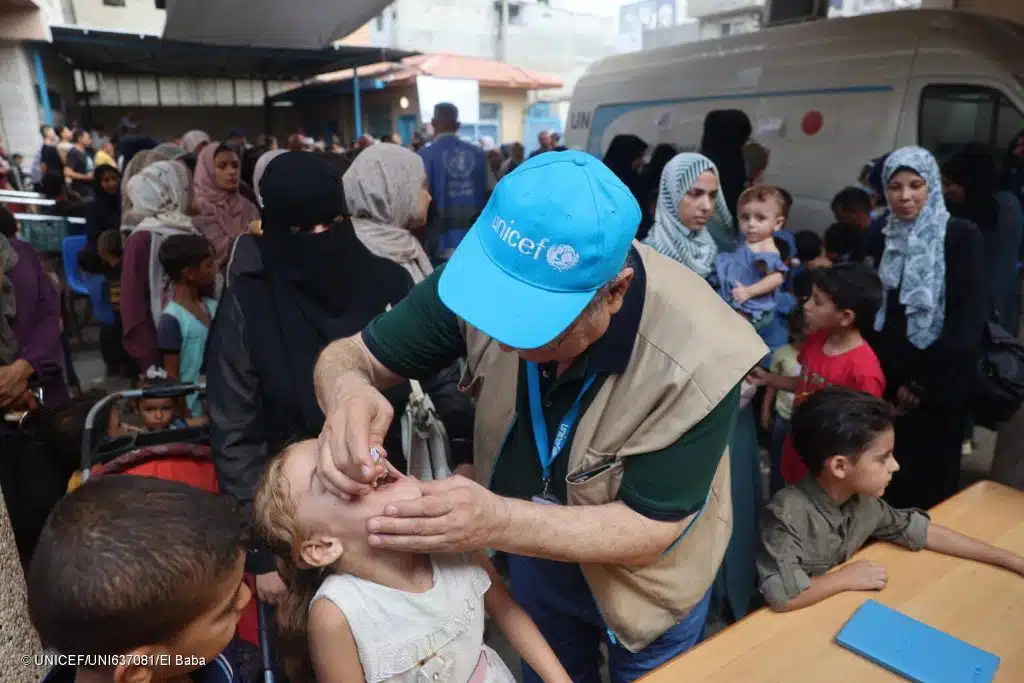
[457,366,484,400]
[566,449,623,507]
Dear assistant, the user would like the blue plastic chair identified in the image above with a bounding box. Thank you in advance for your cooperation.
[61,234,115,328]
[62,235,90,296]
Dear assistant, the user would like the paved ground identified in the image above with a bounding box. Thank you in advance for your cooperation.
[68,345,999,683]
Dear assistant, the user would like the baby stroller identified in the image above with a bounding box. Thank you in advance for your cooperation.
[44,383,276,683]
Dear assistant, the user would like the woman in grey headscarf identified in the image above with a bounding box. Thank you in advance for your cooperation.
[342,142,434,283]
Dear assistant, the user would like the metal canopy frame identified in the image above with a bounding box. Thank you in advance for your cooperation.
[40,25,417,81]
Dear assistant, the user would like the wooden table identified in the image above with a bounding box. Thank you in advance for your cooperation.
[640,481,1024,682]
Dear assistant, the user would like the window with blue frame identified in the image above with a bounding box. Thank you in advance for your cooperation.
[460,102,503,144]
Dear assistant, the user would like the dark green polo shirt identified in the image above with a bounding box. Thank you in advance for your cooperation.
[363,255,739,521]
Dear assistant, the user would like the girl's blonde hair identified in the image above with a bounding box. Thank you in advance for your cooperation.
[253,449,325,683]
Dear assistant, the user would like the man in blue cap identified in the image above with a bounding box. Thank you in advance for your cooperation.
[313,151,766,680]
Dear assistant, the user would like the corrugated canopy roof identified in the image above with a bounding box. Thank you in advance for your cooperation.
[162,0,391,50]
[41,25,417,82]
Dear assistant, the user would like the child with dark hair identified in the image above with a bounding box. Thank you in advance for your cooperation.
[830,186,872,230]
[92,229,135,378]
[135,366,191,432]
[751,263,886,484]
[28,475,251,682]
[793,230,826,267]
[823,221,865,264]
[157,234,217,417]
[789,230,831,301]
[760,310,805,495]
[757,387,1024,612]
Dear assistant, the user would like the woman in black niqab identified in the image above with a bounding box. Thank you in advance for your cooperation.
[253,152,412,434]
[700,109,753,243]
[603,135,649,203]
[602,135,651,236]
[206,153,413,557]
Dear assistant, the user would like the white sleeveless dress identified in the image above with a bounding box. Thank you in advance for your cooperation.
[311,554,517,683]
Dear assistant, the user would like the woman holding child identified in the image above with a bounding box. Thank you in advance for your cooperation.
[643,152,733,279]
[869,146,986,510]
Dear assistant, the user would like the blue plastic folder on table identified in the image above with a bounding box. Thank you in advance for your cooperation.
[835,600,1000,682]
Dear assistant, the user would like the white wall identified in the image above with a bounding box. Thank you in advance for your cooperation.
[68,0,166,33]
[0,43,42,160]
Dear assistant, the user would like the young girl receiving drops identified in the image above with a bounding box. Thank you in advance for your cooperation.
[254,440,571,683]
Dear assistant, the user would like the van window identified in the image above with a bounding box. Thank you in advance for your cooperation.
[919,84,1024,163]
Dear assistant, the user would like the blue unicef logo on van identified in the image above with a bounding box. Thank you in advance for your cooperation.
[547,244,580,271]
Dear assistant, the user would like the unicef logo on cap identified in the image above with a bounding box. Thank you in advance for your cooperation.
[547,244,580,272]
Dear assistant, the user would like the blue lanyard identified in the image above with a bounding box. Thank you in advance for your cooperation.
[526,362,599,488]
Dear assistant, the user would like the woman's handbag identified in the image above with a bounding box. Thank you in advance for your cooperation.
[972,319,1024,430]
[401,376,453,482]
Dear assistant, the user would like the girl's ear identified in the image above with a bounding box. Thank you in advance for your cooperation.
[300,535,343,569]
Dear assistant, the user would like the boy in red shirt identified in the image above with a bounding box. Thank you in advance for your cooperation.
[751,263,885,483]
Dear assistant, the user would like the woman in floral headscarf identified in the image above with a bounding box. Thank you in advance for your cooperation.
[120,161,198,372]
[193,143,260,268]
[869,146,986,510]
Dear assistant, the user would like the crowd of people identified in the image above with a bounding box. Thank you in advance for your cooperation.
[1,102,1023,683]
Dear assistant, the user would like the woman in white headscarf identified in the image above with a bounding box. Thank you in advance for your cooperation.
[342,142,434,283]
[181,129,212,155]
[252,149,287,208]
[120,161,198,373]
[643,152,732,279]
[869,145,986,510]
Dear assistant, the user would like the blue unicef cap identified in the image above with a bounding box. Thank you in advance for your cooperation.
[438,150,641,349]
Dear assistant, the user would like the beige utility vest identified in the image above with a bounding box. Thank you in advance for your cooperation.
[459,243,767,651]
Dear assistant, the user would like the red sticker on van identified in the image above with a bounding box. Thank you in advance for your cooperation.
[802,111,823,136]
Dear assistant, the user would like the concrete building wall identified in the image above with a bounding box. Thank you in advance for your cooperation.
[67,0,166,33]
[506,2,615,99]
[369,0,615,100]
[0,43,43,159]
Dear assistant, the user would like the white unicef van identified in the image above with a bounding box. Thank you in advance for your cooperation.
[564,9,1024,230]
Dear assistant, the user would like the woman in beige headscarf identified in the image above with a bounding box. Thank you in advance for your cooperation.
[119,143,188,233]
[120,161,198,371]
[342,142,434,283]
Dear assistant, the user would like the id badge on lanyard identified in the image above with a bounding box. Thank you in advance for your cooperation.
[526,362,598,505]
